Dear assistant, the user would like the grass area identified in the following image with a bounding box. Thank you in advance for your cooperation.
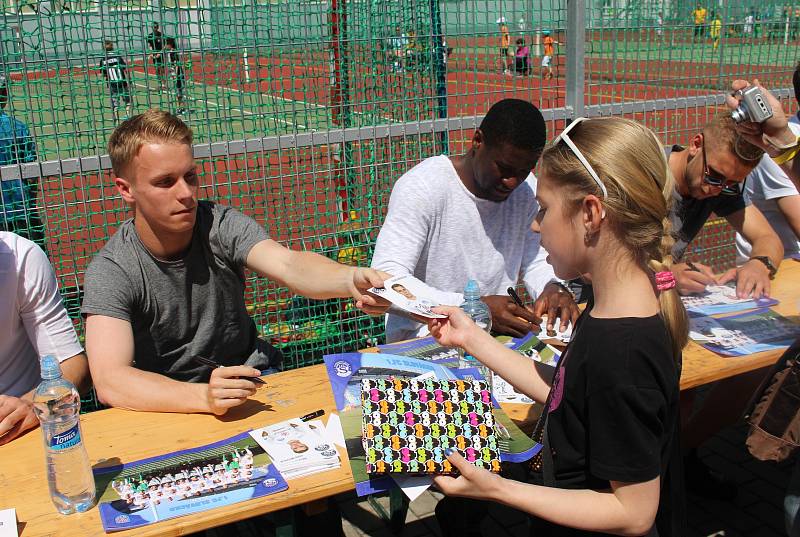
[13,67,333,160]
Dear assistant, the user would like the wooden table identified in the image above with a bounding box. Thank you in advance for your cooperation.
[0,364,348,537]
[2,262,797,536]
[679,259,800,390]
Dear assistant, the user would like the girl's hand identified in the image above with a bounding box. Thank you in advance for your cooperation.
[427,306,482,349]
[433,449,505,500]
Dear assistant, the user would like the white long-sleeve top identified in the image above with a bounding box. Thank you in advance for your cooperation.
[371,155,555,342]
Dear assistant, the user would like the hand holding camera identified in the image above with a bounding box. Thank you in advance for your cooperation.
[725,79,796,157]
[731,86,773,124]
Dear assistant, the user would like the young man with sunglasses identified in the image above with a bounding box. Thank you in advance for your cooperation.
[667,114,783,502]
[666,114,783,298]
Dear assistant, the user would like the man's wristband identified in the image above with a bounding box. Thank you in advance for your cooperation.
[764,133,800,151]
[773,143,800,166]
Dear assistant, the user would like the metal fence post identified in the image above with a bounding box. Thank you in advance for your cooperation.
[565,0,586,119]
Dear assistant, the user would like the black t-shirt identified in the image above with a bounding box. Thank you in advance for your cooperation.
[666,145,747,260]
[147,30,164,51]
[98,55,128,85]
[528,311,684,537]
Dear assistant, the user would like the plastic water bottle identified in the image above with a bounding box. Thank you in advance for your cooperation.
[32,355,96,514]
[459,280,493,379]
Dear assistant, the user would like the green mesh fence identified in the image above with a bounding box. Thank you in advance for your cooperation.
[1,0,799,414]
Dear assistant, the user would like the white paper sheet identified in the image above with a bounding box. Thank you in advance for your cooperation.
[0,508,18,537]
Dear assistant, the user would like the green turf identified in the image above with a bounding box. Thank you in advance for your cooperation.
[17,69,333,160]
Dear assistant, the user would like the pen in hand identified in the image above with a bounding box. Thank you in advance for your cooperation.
[506,286,527,309]
[192,355,266,385]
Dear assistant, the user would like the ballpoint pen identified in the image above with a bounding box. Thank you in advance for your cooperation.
[192,355,266,385]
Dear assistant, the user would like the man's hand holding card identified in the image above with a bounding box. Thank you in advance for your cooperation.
[368,275,447,319]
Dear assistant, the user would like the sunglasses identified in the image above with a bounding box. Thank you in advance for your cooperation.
[553,117,608,198]
[700,142,741,196]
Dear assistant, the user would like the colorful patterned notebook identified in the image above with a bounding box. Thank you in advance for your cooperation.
[361,377,502,475]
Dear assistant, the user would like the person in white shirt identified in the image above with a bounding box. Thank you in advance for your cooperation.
[372,99,579,342]
[743,11,755,37]
[0,231,89,445]
[736,147,800,264]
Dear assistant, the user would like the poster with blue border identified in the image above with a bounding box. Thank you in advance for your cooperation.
[323,352,541,496]
[93,431,288,532]
[681,284,778,316]
[689,308,800,357]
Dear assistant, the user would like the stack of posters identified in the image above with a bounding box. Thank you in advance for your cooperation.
[250,418,341,479]
[93,432,287,532]
[681,283,778,316]
[689,308,800,356]
[323,352,540,496]
[377,337,461,366]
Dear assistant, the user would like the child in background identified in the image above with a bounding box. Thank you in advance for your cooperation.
[710,11,722,50]
[164,37,187,115]
[497,17,511,74]
[429,117,687,536]
[541,29,558,80]
[513,37,530,76]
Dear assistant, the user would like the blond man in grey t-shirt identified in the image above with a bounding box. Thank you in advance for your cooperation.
[83,110,390,415]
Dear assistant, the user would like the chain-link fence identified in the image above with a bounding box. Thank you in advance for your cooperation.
[1,0,798,395]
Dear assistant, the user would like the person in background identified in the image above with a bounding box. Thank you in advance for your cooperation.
[743,10,755,40]
[513,37,530,76]
[163,38,187,115]
[0,231,89,445]
[709,10,722,50]
[98,40,132,122]
[497,17,510,75]
[0,72,42,248]
[372,99,579,344]
[735,154,800,264]
[540,29,559,80]
[692,2,707,42]
[146,23,166,90]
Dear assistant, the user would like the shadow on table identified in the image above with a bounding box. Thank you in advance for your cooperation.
[216,400,275,422]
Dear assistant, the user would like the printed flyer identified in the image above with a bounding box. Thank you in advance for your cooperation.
[94,432,287,532]
[689,308,800,356]
[681,283,778,316]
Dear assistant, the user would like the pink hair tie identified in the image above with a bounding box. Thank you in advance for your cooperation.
[655,271,676,291]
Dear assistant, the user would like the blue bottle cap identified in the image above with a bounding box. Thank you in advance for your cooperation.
[464,279,480,296]
[40,355,62,380]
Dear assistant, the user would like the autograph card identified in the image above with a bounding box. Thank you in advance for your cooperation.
[368,275,446,319]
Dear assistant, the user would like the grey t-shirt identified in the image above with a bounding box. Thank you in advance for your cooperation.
[81,201,282,381]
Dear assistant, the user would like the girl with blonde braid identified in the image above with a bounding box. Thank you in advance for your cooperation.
[429,117,688,536]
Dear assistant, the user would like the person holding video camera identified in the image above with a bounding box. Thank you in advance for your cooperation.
[725,78,800,189]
